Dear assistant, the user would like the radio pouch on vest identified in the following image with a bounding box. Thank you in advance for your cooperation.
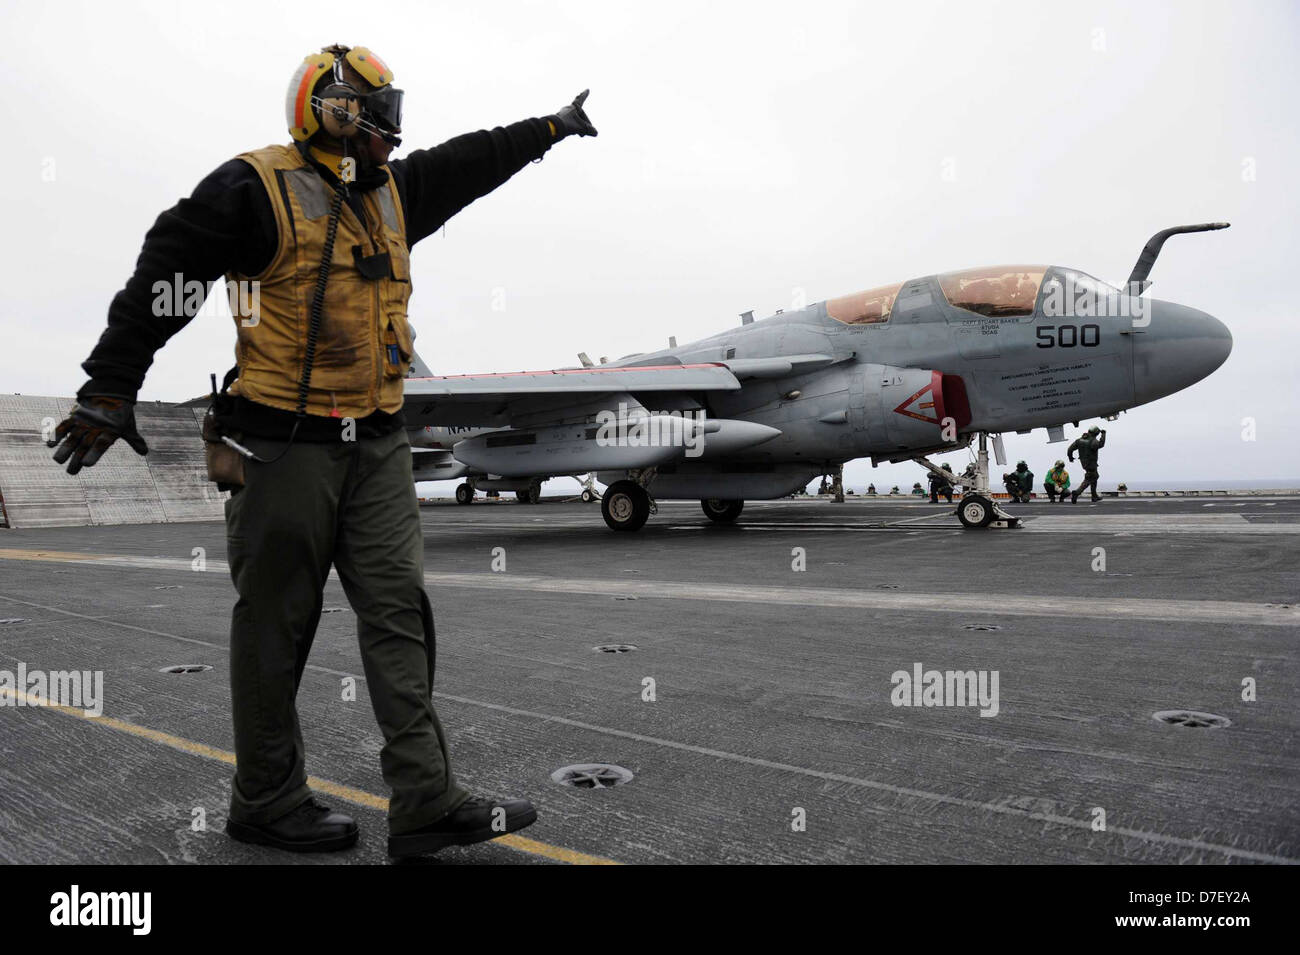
[204,368,246,490]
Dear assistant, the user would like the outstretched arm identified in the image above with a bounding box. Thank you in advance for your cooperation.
[390,91,598,247]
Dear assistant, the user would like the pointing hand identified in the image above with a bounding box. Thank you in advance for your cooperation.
[550,90,598,139]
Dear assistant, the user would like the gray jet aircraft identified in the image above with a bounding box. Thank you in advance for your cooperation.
[400,223,1232,531]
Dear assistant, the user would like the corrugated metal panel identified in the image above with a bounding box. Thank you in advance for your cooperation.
[0,395,226,528]
[0,396,93,527]
[82,463,167,525]
[136,402,226,522]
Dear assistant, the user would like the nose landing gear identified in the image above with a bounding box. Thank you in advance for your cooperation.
[916,431,1020,530]
[957,494,996,528]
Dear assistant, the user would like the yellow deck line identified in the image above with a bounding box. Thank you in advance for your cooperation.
[0,547,101,562]
[1,687,619,866]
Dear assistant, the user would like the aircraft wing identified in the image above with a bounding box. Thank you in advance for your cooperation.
[402,363,743,428]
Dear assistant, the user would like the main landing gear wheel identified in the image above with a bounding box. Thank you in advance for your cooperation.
[602,480,651,532]
[701,498,744,524]
[957,494,995,528]
[455,483,474,505]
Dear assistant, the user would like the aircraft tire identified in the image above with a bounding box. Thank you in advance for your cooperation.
[701,498,744,523]
[602,480,650,532]
[455,483,474,505]
[527,482,542,505]
[957,494,995,528]
[516,491,530,503]
[581,489,594,503]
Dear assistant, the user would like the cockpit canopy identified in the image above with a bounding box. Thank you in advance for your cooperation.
[824,266,1122,325]
[938,266,1047,318]
[825,282,905,325]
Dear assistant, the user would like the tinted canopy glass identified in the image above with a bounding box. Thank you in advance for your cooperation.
[938,267,1047,318]
[826,282,905,325]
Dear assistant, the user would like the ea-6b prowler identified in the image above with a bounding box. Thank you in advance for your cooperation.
[400,224,1232,531]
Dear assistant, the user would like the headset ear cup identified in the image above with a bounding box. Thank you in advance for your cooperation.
[318,90,359,139]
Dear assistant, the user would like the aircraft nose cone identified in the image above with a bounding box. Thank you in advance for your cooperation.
[1133,302,1232,404]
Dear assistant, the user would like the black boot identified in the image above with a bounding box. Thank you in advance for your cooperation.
[388,795,538,859]
[226,798,358,853]
[1070,491,1079,503]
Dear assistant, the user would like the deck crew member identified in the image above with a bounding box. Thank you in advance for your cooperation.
[50,44,597,858]
[1003,461,1034,503]
[929,463,955,503]
[1044,460,1071,503]
[1068,426,1106,503]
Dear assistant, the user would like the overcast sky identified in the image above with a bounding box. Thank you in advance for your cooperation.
[2,0,1296,490]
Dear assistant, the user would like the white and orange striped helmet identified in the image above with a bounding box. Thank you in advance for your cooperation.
[286,45,402,144]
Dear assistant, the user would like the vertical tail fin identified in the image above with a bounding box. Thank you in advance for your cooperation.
[406,349,435,379]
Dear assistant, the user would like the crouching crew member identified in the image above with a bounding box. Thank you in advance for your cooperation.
[1044,460,1071,503]
[929,463,955,503]
[1002,460,1034,503]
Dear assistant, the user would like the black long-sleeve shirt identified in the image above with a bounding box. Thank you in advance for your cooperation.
[80,118,556,436]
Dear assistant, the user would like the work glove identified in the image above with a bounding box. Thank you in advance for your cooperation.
[48,395,149,475]
[549,89,598,139]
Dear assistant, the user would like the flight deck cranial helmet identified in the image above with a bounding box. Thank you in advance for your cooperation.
[1088,426,1101,435]
[1016,460,1027,469]
[1055,460,1065,468]
[286,45,404,146]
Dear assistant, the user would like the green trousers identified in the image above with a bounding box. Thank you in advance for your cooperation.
[223,427,468,834]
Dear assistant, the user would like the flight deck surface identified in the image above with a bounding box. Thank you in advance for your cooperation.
[1,496,1295,864]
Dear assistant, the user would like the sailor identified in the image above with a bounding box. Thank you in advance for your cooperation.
[928,463,954,503]
[1068,426,1107,503]
[49,45,597,858]
[1002,460,1034,503]
[1044,460,1071,503]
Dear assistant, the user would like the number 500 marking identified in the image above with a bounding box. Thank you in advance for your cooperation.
[1036,324,1100,348]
